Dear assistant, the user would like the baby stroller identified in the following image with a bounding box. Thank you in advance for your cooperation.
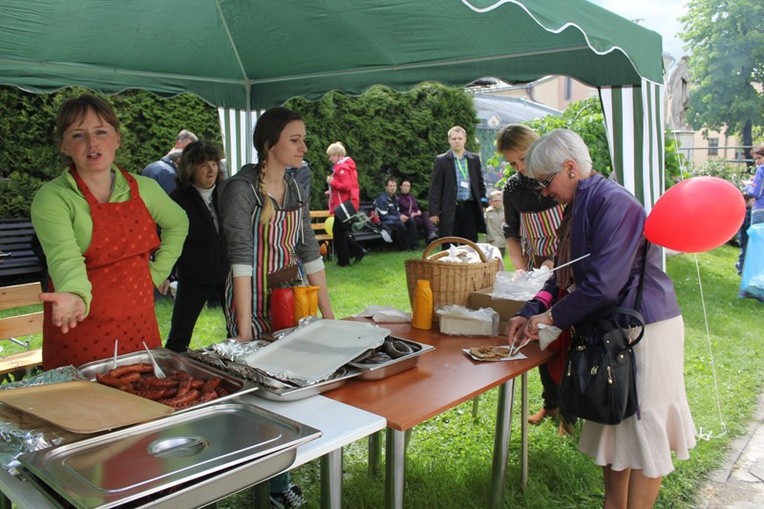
[335,201,392,243]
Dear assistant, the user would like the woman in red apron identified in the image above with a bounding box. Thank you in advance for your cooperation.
[31,94,188,369]
[220,107,334,506]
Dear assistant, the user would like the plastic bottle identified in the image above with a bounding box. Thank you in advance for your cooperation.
[411,279,433,330]
[307,285,320,316]
[293,286,309,324]
[270,287,295,331]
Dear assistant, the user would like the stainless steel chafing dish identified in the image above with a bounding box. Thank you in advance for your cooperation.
[78,348,258,412]
[18,401,321,509]
[348,336,434,380]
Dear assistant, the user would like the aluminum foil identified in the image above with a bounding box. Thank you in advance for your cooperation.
[0,366,89,474]
[186,339,271,370]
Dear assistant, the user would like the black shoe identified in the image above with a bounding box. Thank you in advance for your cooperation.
[353,248,367,265]
[336,260,351,267]
[270,483,305,508]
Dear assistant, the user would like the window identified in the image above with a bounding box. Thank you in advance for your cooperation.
[707,138,718,156]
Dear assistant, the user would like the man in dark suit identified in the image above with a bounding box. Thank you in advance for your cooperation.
[428,125,486,243]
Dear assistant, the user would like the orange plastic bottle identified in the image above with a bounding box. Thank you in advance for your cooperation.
[307,286,320,316]
[411,279,433,330]
[293,286,310,324]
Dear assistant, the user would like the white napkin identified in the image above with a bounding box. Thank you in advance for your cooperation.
[537,323,563,350]
[355,305,412,323]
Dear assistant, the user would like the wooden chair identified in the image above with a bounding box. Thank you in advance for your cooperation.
[0,282,43,382]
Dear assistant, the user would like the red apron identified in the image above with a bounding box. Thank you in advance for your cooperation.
[43,168,161,369]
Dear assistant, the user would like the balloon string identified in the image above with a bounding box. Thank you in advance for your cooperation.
[662,70,726,439]
[691,253,727,441]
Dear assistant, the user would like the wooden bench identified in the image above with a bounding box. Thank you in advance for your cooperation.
[0,218,44,284]
[310,207,385,258]
[0,282,44,381]
[309,210,334,259]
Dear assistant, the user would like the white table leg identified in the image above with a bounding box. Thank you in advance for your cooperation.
[489,379,516,509]
[321,448,343,508]
[385,428,406,509]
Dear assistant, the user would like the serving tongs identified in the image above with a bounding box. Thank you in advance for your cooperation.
[142,341,166,378]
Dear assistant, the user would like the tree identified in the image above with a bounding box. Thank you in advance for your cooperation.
[488,96,683,190]
[679,0,764,159]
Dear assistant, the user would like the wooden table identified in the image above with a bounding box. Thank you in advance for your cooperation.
[326,320,555,509]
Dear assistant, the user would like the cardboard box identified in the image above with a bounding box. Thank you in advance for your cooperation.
[468,287,526,332]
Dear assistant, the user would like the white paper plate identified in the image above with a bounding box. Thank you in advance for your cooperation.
[243,320,389,385]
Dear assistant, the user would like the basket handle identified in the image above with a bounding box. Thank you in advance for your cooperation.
[421,236,489,262]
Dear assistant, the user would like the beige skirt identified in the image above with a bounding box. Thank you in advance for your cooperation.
[577,315,696,478]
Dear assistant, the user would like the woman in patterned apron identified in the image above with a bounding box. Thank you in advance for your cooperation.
[497,124,574,435]
[220,107,333,508]
[31,94,188,369]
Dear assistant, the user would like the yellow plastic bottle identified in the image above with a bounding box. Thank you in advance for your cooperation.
[307,285,319,316]
[412,279,433,330]
[293,286,309,324]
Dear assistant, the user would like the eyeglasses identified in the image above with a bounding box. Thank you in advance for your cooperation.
[534,172,558,190]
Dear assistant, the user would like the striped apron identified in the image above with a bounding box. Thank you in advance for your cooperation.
[519,204,565,270]
[225,182,304,338]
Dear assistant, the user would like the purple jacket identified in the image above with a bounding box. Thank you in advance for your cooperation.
[519,174,681,328]
[396,193,421,216]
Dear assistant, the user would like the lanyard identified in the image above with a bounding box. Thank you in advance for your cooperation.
[454,157,468,180]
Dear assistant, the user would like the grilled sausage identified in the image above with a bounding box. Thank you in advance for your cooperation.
[107,363,154,378]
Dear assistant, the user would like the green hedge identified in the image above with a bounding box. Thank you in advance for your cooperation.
[0,86,221,218]
[0,83,477,217]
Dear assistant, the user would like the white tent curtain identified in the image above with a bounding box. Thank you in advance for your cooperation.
[217,107,258,177]
[600,79,665,213]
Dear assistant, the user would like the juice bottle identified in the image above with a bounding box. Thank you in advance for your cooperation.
[411,279,433,330]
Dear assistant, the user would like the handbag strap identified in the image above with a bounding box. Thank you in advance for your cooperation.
[633,240,649,311]
[624,240,650,348]
[586,240,650,349]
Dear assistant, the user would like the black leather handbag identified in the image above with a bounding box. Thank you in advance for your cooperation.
[559,243,648,425]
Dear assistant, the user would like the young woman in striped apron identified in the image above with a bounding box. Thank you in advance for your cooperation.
[497,124,574,435]
[220,107,334,507]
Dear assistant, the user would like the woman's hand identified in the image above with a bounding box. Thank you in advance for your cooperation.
[525,311,553,339]
[506,316,529,346]
[39,292,86,334]
[157,279,171,295]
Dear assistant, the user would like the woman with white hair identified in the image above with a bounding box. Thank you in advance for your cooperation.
[507,129,695,508]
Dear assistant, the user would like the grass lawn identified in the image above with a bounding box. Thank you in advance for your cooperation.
[3,243,762,508]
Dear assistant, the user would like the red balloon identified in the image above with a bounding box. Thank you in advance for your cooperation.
[644,176,746,253]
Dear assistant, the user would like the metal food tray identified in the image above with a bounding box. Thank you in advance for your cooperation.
[77,348,258,412]
[18,401,320,509]
[252,366,362,401]
[348,336,435,380]
[240,319,389,385]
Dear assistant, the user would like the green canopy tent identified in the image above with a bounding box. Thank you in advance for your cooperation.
[0,0,665,208]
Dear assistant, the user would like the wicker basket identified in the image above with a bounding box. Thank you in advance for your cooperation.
[405,237,500,312]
